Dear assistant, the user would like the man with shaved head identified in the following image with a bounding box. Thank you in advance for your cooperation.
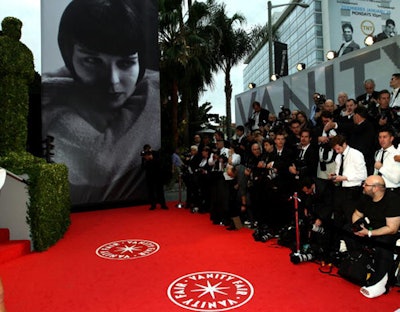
[351,175,400,298]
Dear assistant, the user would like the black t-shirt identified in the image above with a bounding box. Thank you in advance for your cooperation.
[356,192,400,229]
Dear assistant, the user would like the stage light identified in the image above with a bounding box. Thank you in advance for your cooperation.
[296,63,306,71]
[248,82,257,89]
[364,35,374,46]
[268,1,309,81]
[326,50,337,60]
[271,74,280,81]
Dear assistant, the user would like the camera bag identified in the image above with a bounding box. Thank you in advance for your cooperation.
[338,248,375,286]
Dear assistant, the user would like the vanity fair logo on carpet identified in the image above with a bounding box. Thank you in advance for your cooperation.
[95,239,160,260]
[167,271,254,311]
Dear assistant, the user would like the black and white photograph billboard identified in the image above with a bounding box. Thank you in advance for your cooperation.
[41,0,160,206]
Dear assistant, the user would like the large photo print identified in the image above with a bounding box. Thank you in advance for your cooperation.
[41,0,160,206]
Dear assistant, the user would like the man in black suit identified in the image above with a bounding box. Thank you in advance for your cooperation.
[374,19,396,43]
[141,146,168,210]
[289,128,319,185]
[337,23,360,56]
[268,132,295,227]
[348,106,378,175]
[285,119,302,153]
[356,79,380,110]
[248,101,270,132]
[331,98,358,139]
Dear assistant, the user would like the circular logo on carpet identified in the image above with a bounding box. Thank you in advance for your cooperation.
[167,271,254,311]
[96,239,160,260]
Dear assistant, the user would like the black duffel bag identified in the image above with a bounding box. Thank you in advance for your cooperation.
[338,248,375,286]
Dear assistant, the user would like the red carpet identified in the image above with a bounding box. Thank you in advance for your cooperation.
[0,228,31,265]
[0,202,398,311]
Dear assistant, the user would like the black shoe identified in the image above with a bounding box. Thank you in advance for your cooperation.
[149,206,156,210]
[161,205,169,210]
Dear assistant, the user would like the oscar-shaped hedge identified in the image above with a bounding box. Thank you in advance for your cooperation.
[0,17,71,251]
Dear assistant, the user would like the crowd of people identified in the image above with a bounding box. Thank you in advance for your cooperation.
[172,74,400,299]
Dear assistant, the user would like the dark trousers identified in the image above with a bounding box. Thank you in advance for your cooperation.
[344,230,399,286]
[210,173,229,224]
[147,179,166,208]
[332,186,362,249]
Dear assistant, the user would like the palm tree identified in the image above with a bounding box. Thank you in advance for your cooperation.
[210,3,252,139]
[159,0,189,147]
[159,0,219,147]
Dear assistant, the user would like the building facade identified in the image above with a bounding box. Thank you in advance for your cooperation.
[243,0,399,89]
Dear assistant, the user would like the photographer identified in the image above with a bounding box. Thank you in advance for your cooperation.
[182,145,202,211]
[370,90,399,137]
[356,79,379,109]
[351,175,400,298]
[141,145,168,210]
[246,101,270,132]
[299,177,333,262]
[245,142,268,229]
[209,140,230,225]
[310,92,326,127]
[315,111,337,220]
[288,129,318,185]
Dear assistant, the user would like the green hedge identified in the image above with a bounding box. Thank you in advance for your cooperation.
[0,152,71,251]
[0,17,71,251]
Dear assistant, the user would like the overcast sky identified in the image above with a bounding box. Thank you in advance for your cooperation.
[0,0,288,121]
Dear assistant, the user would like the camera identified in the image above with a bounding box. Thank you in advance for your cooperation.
[140,150,152,157]
[290,251,314,264]
[380,110,388,119]
[245,117,255,130]
[252,225,273,243]
[278,106,291,122]
[311,224,325,235]
[315,94,326,105]
[266,168,277,180]
[351,217,370,232]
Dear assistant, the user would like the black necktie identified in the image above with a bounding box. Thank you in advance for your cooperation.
[380,150,386,163]
[378,150,385,176]
[338,154,344,186]
[338,154,344,176]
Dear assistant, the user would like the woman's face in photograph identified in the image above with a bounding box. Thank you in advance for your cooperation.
[72,44,140,109]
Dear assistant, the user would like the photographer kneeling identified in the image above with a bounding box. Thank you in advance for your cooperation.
[351,175,400,298]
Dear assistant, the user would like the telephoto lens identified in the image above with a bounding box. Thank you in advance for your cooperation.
[290,252,314,264]
[312,224,325,234]
[260,232,273,242]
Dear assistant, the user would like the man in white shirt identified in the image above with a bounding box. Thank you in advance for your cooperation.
[374,128,400,195]
[329,135,367,248]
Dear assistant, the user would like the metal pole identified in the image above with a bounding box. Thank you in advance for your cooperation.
[268,1,273,81]
[175,173,184,208]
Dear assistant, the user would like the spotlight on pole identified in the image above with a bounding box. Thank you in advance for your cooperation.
[296,63,306,71]
[271,74,280,81]
[326,50,337,60]
[364,35,374,46]
[268,1,309,81]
